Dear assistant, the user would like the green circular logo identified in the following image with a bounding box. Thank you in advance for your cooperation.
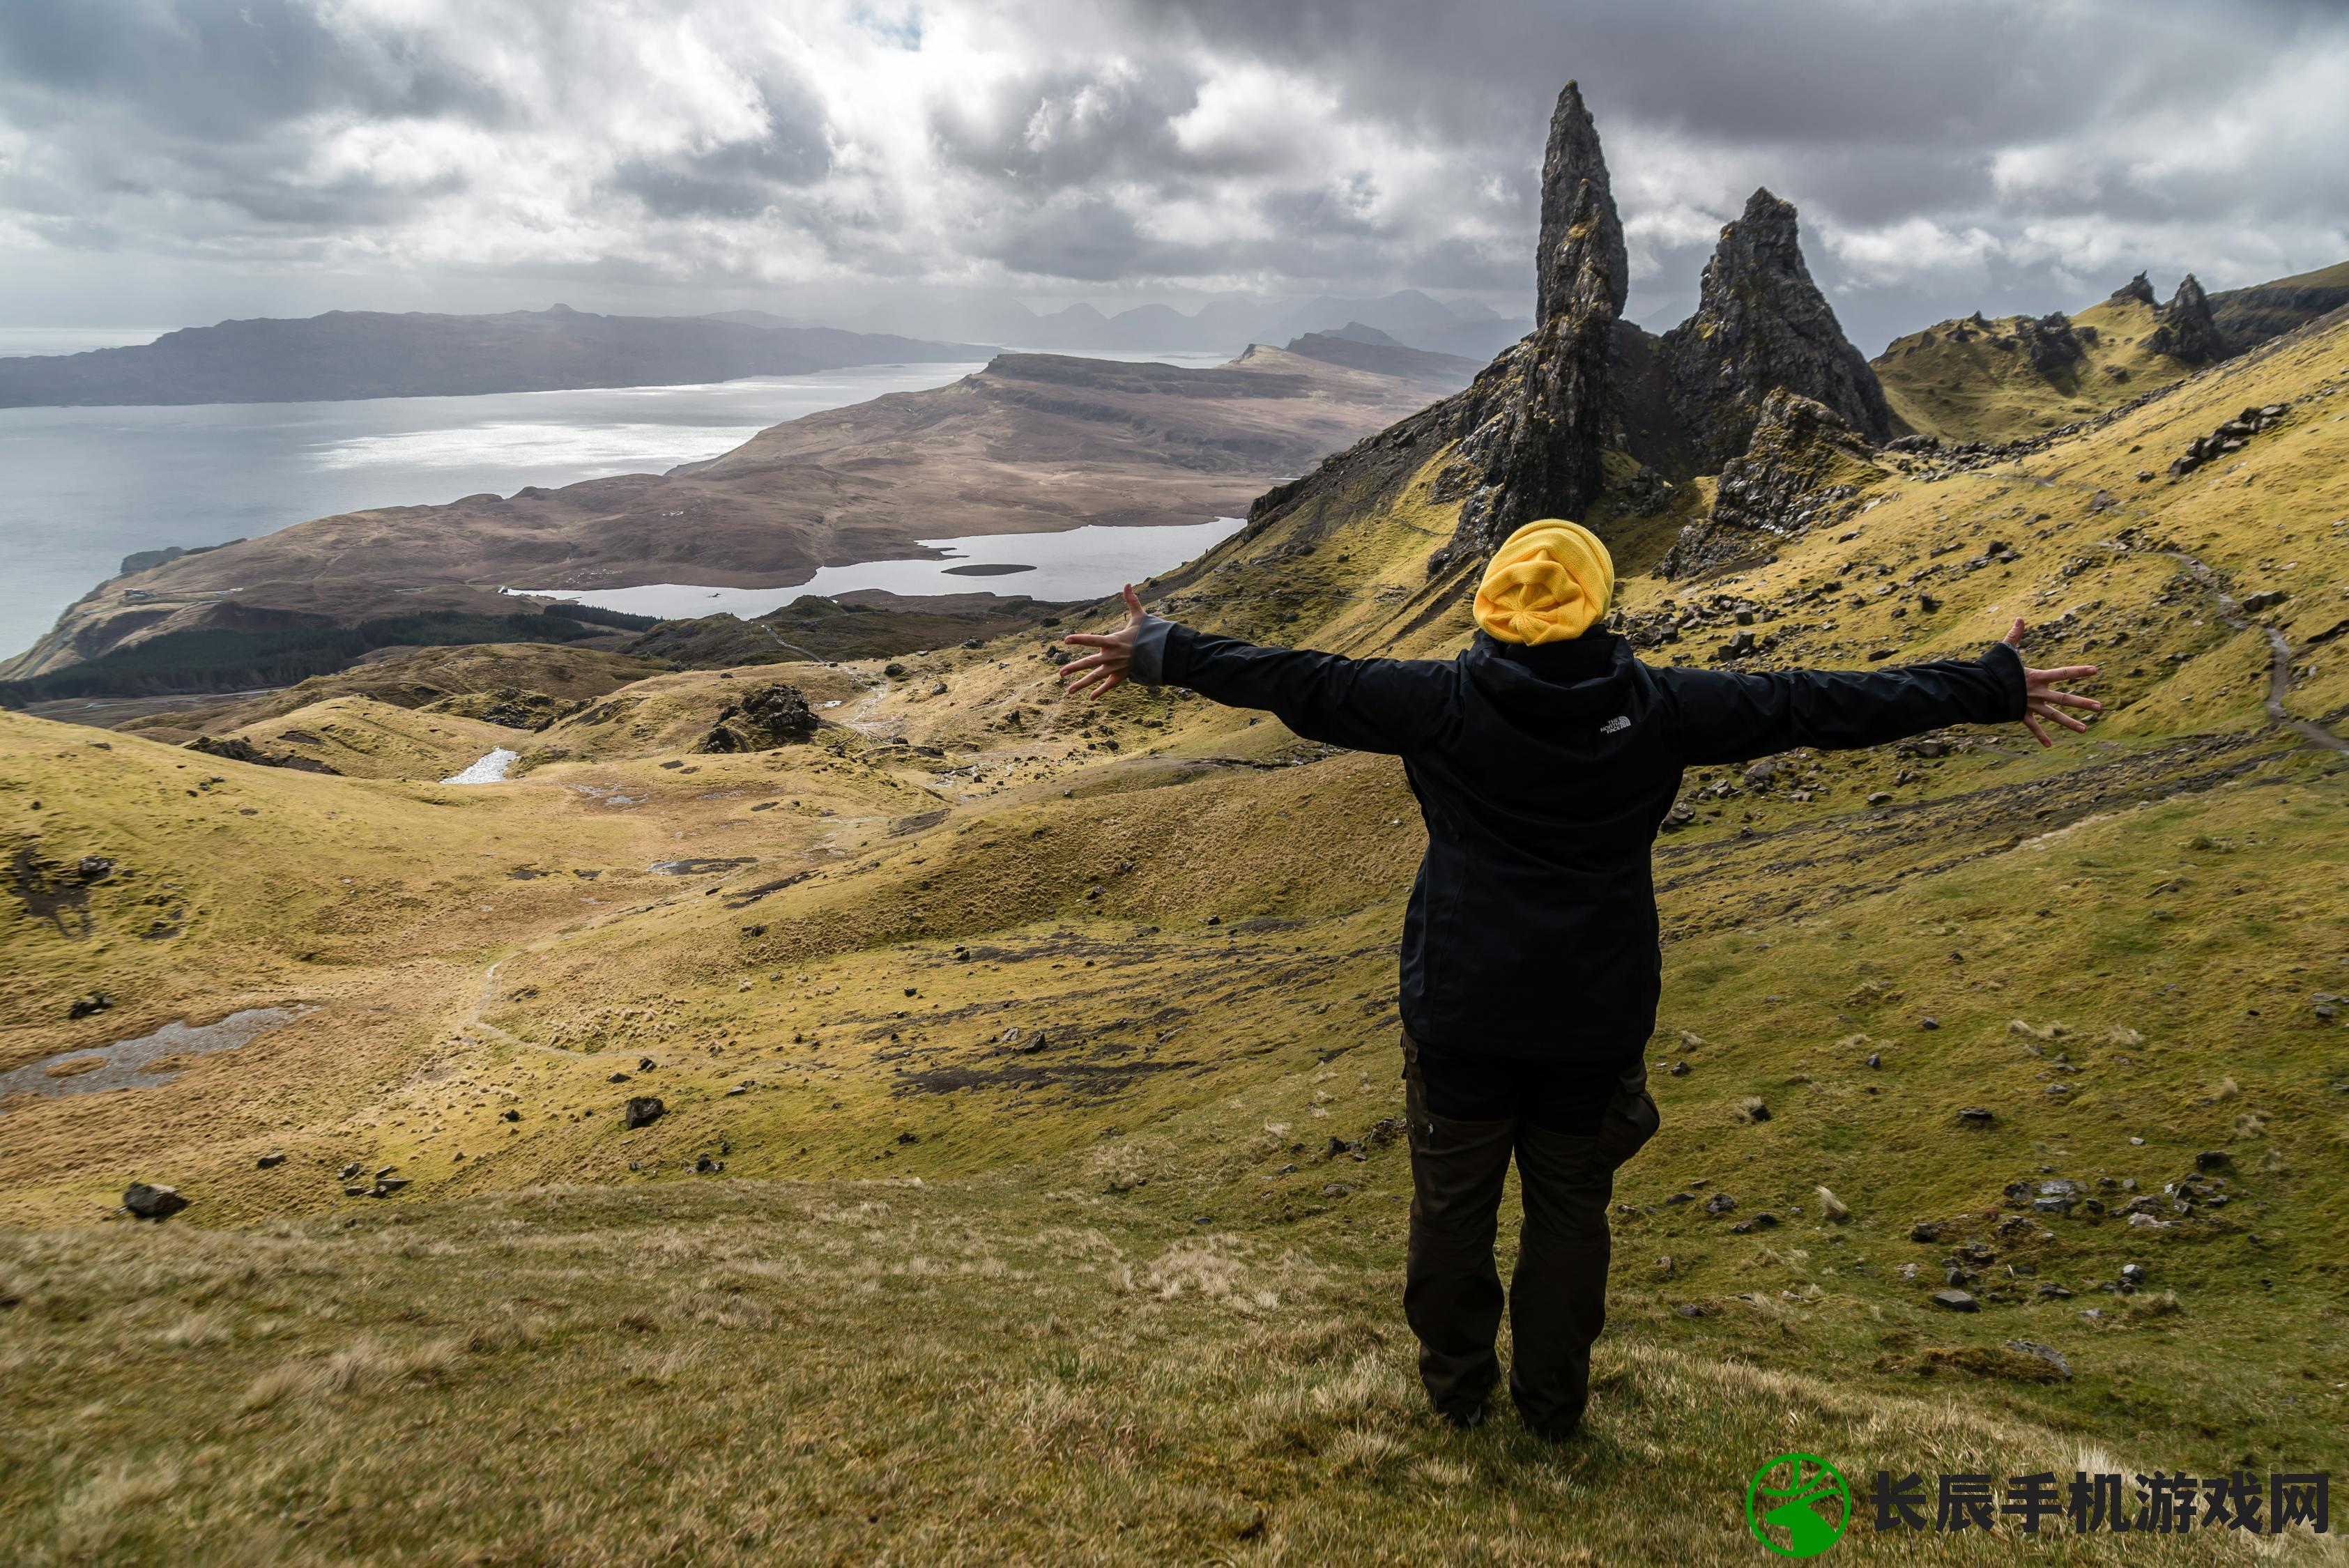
[1746,1452,1851,1558]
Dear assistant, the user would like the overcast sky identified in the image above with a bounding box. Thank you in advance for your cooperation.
[2,0,2344,352]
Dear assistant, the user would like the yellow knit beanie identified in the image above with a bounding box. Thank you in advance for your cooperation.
[1472,519,1615,644]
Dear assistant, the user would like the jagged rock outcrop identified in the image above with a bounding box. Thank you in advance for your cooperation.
[1660,190,1894,470]
[2145,274,2229,364]
[1423,82,1628,570]
[2111,272,2158,308]
[1658,391,1886,578]
[2012,312,2088,376]
[695,683,817,753]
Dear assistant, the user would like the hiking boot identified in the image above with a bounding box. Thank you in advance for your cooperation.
[1439,1399,1489,1431]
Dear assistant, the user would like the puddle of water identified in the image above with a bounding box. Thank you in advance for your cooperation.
[509,515,1246,620]
[0,1008,298,1107]
[443,747,520,784]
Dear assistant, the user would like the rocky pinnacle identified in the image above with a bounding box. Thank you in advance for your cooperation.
[1429,81,1628,568]
[1661,187,1893,470]
[2146,273,2230,364]
[1536,81,1628,324]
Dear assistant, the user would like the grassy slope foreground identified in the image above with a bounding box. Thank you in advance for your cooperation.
[2,314,2349,1562]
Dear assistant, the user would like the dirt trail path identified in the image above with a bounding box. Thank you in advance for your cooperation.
[2150,546,2347,753]
[2009,461,2346,754]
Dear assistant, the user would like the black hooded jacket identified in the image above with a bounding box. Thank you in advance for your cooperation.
[1131,617,2026,1061]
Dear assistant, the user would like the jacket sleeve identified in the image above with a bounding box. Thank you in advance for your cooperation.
[1132,615,1457,755]
[1662,643,2027,766]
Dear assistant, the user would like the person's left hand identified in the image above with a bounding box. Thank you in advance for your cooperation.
[1062,584,1145,698]
[2004,617,2103,746]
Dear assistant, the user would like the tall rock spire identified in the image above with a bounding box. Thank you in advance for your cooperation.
[1536,82,1628,325]
[1428,81,1628,569]
[1660,188,1892,470]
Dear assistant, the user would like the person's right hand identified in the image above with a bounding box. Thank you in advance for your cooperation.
[2003,618,2102,747]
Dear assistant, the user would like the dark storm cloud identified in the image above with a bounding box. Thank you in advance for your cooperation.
[0,0,500,138]
[610,77,836,219]
[0,0,2340,347]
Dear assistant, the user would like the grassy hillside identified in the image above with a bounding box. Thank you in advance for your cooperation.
[1873,295,2198,444]
[3,309,2347,1561]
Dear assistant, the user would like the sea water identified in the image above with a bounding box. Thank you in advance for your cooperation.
[508,515,1248,617]
[0,348,1245,661]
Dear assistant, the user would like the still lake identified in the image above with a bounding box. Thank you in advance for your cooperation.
[0,348,1239,659]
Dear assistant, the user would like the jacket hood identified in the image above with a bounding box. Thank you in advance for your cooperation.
[1460,629,1638,723]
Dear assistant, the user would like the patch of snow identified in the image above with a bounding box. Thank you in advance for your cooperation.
[443,748,520,784]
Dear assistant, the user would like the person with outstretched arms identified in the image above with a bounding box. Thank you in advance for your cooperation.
[1059,520,2101,1438]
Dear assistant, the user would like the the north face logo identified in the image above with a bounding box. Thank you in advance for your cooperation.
[1600,715,1630,734]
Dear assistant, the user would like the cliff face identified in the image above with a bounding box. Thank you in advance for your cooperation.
[1660,189,1893,470]
[2209,257,2349,351]
[1658,390,1885,578]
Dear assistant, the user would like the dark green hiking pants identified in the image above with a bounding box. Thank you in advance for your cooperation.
[1400,1031,1660,1436]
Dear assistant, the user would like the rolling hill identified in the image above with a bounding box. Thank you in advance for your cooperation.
[1,347,1467,702]
[3,82,2346,1565]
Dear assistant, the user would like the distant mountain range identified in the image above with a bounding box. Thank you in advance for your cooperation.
[0,307,993,408]
[0,291,1531,410]
[721,289,1532,362]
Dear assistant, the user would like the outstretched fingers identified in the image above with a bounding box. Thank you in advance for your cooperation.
[2022,712,2053,748]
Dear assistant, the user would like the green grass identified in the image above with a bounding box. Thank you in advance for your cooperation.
[3,302,2348,1564]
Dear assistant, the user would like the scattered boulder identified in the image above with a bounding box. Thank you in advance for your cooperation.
[256,1152,286,1169]
[623,1097,666,1130]
[2166,403,2289,477]
[67,992,113,1020]
[372,1177,410,1197]
[696,684,818,753]
[2003,1340,2073,1380]
[122,1183,188,1220]
[338,1161,362,1180]
[1908,1220,1941,1243]
[1814,1185,1850,1222]
[1956,1107,1996,1125]
[1703,1192,1737,1215]
[2032,1178,2081,1215]
[1930,1289,1979,1312]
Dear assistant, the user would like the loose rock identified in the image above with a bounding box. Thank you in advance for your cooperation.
[122,1183,188,1220]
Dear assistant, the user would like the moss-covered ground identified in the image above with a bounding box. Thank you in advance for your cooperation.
[2,314,2346,1563]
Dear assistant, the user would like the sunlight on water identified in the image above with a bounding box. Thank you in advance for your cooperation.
[512,516,1247,617]
[311,420,769,472]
